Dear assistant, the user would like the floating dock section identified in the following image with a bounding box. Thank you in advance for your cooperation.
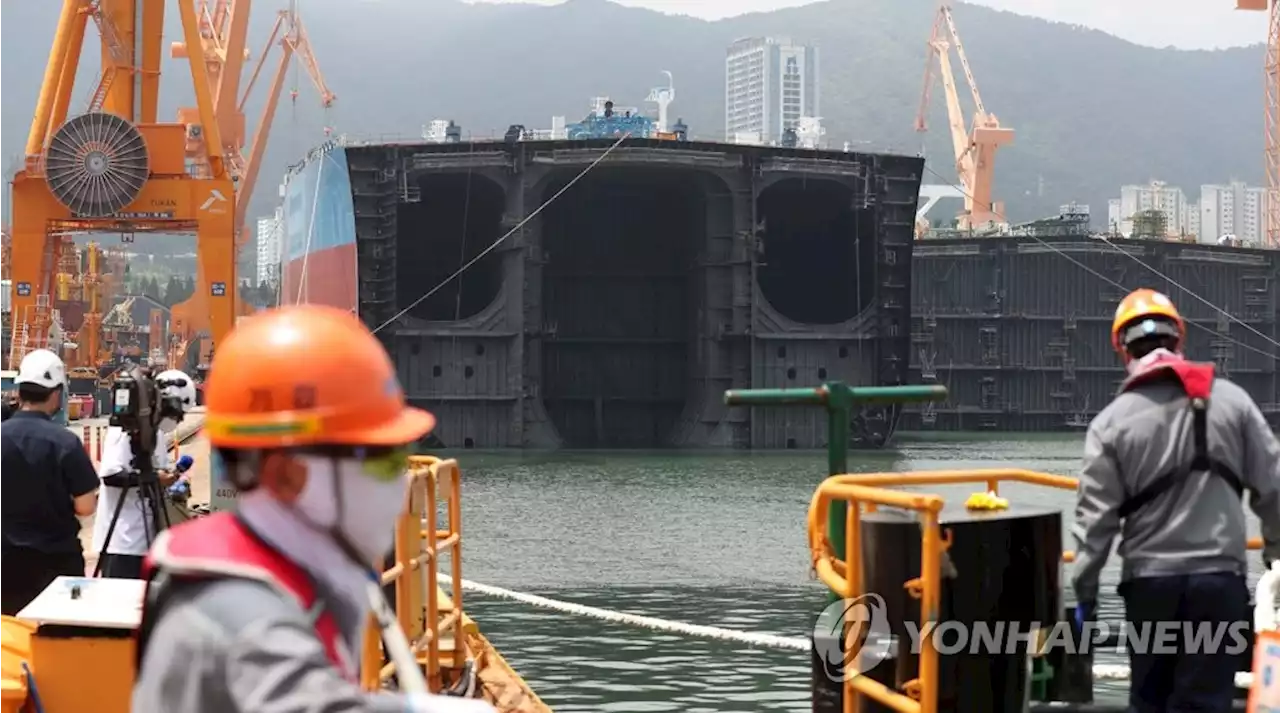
[281,138,924,449]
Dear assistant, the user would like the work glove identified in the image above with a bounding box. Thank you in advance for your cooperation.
[1256,560,1280,632]
[1073,600,1097,633]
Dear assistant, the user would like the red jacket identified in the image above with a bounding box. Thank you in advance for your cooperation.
[135,512,358,681]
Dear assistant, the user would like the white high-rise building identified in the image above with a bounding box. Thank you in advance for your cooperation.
[1199,181,1266,245]
[725,37,819,145]
[1116,180,1189,237]
[255,209,283,286]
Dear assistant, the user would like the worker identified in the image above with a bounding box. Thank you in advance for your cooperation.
[131,305,494,712]
[1073,288,1280,712]
[91,370,197,579]
[0,349,100,615]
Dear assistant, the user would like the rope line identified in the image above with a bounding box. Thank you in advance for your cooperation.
[920,165,1279,362]
[371,133,631,335]
[445,576,1270,687]
[452,576,808,651]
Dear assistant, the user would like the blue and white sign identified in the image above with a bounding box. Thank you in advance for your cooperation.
[211,281,227,297]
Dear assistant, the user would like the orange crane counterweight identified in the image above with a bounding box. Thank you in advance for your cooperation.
[916,2,1014,232]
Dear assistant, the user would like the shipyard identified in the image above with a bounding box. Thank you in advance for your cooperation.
[3,2,1280,713]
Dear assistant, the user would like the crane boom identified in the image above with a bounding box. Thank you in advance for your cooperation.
[1237,0,1280,248]
[915,2,1014,232]
[237,10,335,232]
[166,1,334,369]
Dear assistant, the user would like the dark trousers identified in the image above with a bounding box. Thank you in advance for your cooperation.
[1120,572,1249,713]
[1,546,86,616]
[98,553,145,579]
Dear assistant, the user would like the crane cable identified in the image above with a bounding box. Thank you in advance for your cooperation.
[921,164,1280,362]
[370,133,631,335]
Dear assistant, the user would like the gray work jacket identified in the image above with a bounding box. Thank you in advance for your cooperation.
[132,576,493,712]
[1071,373,1280,604]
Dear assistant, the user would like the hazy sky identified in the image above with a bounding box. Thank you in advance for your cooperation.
[466,0,1268,50]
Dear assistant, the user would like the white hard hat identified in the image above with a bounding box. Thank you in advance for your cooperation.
[15,349,66,389]
[155,369,197,412]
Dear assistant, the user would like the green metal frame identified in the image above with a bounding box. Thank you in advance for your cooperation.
[723,382,949,602]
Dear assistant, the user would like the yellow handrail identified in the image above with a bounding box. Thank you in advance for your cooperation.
[806,468,1262,713]
[361,455,468,692]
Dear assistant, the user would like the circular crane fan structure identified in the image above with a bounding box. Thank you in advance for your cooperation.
[45,112,149,218]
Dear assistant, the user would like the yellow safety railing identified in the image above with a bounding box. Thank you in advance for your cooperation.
[807,468,1262,713]
[361,455,467,692]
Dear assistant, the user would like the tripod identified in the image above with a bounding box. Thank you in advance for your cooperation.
[92,469,171,578]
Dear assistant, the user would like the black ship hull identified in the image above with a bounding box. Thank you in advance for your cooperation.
[903,234,1280,432]
[283,138,923,449]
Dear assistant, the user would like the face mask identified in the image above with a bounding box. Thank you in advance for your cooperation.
[292,455,409,566]
[158,417,178,434]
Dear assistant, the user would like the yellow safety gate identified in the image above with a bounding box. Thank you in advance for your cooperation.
[358,456,552,712]
[361,455,467,691]
[807,468,1265,713]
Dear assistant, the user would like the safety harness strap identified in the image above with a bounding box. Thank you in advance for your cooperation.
[134,568,169,672]
[1117,396,1244,520]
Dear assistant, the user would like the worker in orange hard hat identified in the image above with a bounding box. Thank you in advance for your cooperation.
[131,305,494,713]
[1073,288,1280,712]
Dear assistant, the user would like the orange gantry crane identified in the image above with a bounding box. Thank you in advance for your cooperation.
[1236,0,1280,248]
[9,0,236,370]
[915,1,1014,232]
[167,0,334,368]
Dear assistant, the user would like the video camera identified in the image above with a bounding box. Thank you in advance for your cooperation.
[94,366,195,576]
[108,366,189,469]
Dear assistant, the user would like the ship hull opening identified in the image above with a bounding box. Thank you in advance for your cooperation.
[396,173,507,321]
[539,167,700,448]
[756,178,878,324]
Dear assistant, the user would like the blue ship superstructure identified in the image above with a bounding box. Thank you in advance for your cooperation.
[565,100,656,139]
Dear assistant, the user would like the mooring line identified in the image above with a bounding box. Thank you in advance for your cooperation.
[452,576,808,651]
[446,576,1257,687]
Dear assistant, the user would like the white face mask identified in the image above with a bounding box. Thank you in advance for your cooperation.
[291,455,409,566]
[158,417,178,434]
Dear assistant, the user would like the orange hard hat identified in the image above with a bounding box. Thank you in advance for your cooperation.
[1110,288,1185,355]
[203,304,435,449]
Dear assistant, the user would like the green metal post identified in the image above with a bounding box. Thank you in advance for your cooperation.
[724,381,948,712]
[724,381,949,601]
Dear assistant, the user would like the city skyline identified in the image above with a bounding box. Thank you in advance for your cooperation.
[1110,179,1268,245]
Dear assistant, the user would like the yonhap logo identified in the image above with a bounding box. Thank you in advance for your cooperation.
[813,593,893,682]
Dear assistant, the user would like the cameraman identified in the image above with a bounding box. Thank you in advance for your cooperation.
[91,370,197,579]
[1,350,100,614]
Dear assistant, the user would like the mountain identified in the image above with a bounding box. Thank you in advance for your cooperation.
[0,0,1266,241]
